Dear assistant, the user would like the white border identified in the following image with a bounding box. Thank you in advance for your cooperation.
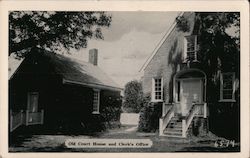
[0,1,249,158]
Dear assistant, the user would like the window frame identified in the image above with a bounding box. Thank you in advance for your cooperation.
[183,35,198,62]
[220,72,236,102]
[151,77,163,102]
[92,89,100,114]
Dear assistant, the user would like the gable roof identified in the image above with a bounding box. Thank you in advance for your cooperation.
[10,48,122,91]
[139,12,184,72]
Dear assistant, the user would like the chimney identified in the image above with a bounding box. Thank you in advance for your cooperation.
[89,49,98,66]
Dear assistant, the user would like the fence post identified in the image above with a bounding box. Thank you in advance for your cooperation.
[41,109,44,124]
[26,110,29,126]
[182,119,186,138]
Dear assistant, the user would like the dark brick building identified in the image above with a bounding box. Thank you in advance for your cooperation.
[9,48,122,135]
[140,12,240,140]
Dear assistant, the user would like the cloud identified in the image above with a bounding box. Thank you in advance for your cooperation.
[69,12,179,87]
[102,11,179,41]
[123,50,149,60]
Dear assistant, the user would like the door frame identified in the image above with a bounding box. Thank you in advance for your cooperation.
[27,92,39,112]
[179,78,203,115]
[173,69,207,104]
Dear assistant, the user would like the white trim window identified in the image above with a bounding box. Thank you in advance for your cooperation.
[152,77,163,102]
[92,89,100,114]
[220,72,236,102]
[184,35,198,62]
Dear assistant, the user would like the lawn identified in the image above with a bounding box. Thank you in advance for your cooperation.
[9,125,240,152]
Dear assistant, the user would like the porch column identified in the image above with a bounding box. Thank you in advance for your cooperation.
[162,102,165,117]
[25,110,29,126]
[204,103,207,118]
[20,110,23,125]
[41,109,44,124]
[10,110,13,131]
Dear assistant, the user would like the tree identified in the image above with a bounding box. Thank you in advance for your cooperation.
[176,12,240,80]
[9,11,112,58]
[176,12,240,140]
[123,80,143,113]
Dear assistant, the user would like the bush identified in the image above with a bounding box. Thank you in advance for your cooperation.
[138,94,162,132]
[100,92,122,129]
[123,80,143,113]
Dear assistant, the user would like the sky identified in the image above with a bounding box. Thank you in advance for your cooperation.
[69,11,180,87]
[9,11,180,87]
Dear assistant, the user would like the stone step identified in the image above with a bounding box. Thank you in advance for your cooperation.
[168,123,182,128]
[170,118,182,122]
[164,130,182,135]
[165,127,182,132]
[162,134,184,138]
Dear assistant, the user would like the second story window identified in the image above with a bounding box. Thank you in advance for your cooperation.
[184,35,198,62]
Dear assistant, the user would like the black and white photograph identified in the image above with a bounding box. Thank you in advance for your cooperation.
[0,0,249,157]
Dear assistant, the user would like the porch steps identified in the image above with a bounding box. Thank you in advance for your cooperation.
[163,116,183,138]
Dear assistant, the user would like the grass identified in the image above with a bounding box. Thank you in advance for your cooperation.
[9,125,240,152]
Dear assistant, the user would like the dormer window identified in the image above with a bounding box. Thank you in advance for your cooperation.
[184,35,198,62]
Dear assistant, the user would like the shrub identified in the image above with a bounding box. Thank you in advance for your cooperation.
[138,94,162,132]
[100,92,122,129]
[123,80,143,113]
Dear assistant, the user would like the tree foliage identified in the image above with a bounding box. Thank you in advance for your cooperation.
[176,12,240,79]
[123,80,143,113]
[9,11,112,57]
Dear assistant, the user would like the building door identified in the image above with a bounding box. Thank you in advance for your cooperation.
[180,79,202,116]
[27,92,39,112]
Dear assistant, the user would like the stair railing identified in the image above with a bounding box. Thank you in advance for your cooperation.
[159,104,175,136]
[10,110,24,132]
[182,103,199,137]
[10,109,44,132]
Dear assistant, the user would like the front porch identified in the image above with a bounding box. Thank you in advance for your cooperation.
[159,102,208,138]
[10,109,44,132]
[159,69,208,138]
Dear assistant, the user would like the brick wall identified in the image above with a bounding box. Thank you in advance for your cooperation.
[142,12,195,103]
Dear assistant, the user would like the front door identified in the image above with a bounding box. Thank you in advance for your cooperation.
[180,79,202,116]
[27,92,39,112]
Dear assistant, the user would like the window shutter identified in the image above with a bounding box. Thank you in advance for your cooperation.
[183,37,187,62]
[151,78,155,101]
[161,77,163,101]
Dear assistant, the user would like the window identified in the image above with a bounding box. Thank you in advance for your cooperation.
[152,78,163,102]
[184,35,198,62]
[92,89,100,114]
[220,73,235,102]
